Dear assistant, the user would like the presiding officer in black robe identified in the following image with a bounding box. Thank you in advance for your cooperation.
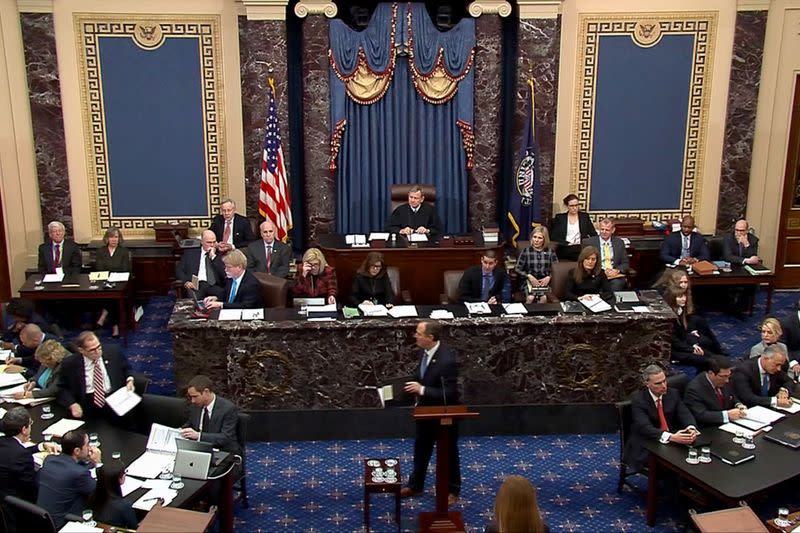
[385,185,442,238]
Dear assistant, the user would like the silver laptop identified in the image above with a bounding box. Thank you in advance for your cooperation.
[173,438,213,480]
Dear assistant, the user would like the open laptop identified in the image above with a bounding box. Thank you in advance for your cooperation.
[188,289,210,318]
[173,438,214,480]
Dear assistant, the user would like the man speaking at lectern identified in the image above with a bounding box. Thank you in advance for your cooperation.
[386,185,442,237]
[401,320,461,506]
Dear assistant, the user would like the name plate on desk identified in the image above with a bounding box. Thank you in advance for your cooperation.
[453,235,475,246]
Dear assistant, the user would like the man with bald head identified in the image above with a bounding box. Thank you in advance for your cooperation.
[5,323,59,371]
[659,215,710,265]
[175,230,226,299]
[722,219,760,266]
[247,220,291,277]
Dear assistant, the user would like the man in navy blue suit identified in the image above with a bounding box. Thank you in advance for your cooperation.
[203,249,264,310]
[659,215,710,265]
[400,321,461,506]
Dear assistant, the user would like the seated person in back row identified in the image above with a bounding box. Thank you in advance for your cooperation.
[203,250,263,310]
[2,298,48,350]
[732,344,799,408]
[351,252,395,307]
[38,221,82,275]
[515,226,558,304]
[458,250,506,304]
[722,219,760,266]
[659,215,709,266]
[563,246,613,303]
[175,230,227,299]
[581,217,629,292]
[291,248,338,305]
[246,220,291,278]
[385,185,442,238]
[208,198,255,253]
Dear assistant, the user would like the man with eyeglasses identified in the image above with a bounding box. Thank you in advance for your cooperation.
[684,355,746,427]
[722,219,761,314]
[175,230,227,299]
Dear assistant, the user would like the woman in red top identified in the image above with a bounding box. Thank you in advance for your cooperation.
[291,248,338,305]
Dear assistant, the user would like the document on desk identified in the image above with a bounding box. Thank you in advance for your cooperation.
[120,475,145,497]
[42,418,85,438]
[241,308,264,320]
[146,423,181,453]
[429,309,455,319]
[108,272,130,282]
[308,303,337,313]
[59,521,103,533]
[0,407,6,419]
[217,309,242,321]
[0,373,26,388]
[358,303,389,317]
[106,387,141,416]
[502,303,528,315]
[718,422,756,438]
[579,295,612,313]
[42,273,64,282]
[776,401,800,414]
[407,233,428,243]
[388,305,418,318]
[740,405,785,425]
[132,487,179,511]
[368,232,390,241]
[465,302,491,314]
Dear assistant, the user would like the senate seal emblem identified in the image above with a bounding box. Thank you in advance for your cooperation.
[632,20,662,48]
[515,149,536,207]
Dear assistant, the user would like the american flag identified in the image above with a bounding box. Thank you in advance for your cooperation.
[259,81,293,242]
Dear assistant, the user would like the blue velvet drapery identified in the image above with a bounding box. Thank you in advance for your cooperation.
[330,3,475,234]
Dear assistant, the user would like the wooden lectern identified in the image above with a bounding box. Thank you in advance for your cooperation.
[413,405,478,514]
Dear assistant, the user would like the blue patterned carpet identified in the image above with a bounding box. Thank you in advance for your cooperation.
[90,288,798,531]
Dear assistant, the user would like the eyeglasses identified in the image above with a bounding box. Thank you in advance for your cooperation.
[567,203,579,208]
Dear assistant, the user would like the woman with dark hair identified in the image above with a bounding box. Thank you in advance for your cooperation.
[350,252,395,306]
[94,227,131,337]
[88,458,138,530]
[664,287,725,369]
[486,475,548,533]
[548,194,597,260]
[563,246,613,302]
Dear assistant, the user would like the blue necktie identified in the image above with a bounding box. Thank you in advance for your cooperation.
[420,352,429,378]
[481,273,492,300]
[228,279,239,304]
[761,374,770,396]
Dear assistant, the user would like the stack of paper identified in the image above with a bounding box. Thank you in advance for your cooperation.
[502,303,528,315]
[217,309,242,321]
[42,273,64,282]
[42,419,85,438]
[407,233,428,243]
[388,305,418,318]
[429,309,454,319]
[132,488,179,511]
[358,304,389,317]
[108,272,130,282]
[125,423,181,479]
[368,232,390,241]
[579,295,612,313]
[465,302,491,314]
[718,422,756,438]
[0,373,26,388]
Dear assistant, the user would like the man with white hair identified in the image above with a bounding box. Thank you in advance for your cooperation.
[37,221,82,275]
[208,198,255,253]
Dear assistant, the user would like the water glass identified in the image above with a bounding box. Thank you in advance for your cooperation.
[699,446,711,464]
[733,430,745,444]
[742,434,756,450]
[159,467,173,480]
[41,405,53,420]
[775,507,791,528]
[89,433,100,448]
[170,474,184,490]
[111,451,121,460]
[686,447,699,465]
[43,433,53,443]
[81,509,96,527]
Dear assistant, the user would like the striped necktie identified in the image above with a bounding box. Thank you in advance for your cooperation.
[92,362,106,407]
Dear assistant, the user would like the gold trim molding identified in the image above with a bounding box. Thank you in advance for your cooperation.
[468,1,512,17]
[736,0,770,10]
[17,0,53,13]
[294,1,337,18]
[239,0,289,20]
[517,0,563,19]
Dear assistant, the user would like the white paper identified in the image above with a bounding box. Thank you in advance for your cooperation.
[241,308,264,320]
[142,479,173,490]
[0,383,28,397]
[42,273,64,282]
[429,309,455,319]
[345,234,355,245]
[0,373,26,388]
[465,302,491,314]
[145,423,182,454]
[742,405,785,425]
[579,295,612,313]
[388,305,418,318]
[108,272,130,282]
[632,306,651,313]
[502,303,528,314]
[126,451,175,480]
[307,317,336,322]
[307,303,337,313]
[368,232,390,241]
[358,303,389,317]
[407,233,428,243]
[59,522,104,533]
[106,387,141,417]
[4,396,54,406]
[120,475,145,497]
[718,422,756,438]
[42,418,85,438]
[0,407,6,419]
[217,309,242,321]
[88,271,109,281]
[354,234,366,245]
[0,349,12,360]
[132,488,178,511]
[733,417,768,431]
[776,401,800,414]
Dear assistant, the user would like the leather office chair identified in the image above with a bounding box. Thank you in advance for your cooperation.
[3,496,56,533]
[548,261,577,302]
[235,412,250,508]
[386,266,411,304]
[137,393,189,434]
[389,184,436,212]
[252,272,290,308]
[441,270,464,304]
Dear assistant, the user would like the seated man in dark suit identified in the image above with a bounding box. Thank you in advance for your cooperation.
[684,355,746,427]
[203,249,264,310]
[37,429,100,530]
[385,185,442,237]
[5,323,62,372]
[457,250,506,304]
[659,215,710,265]
[37,220,82,275]
[732,344,798,408]
[779,299,800,378]
[581,217,629,292]
[624,365,698,473]
[175,230,227,300]
[58,331,137,422]
[722,219,760,266]
[1,298,49,349]
[180,374,241,455]
[246,220,291,277]
[209,198,255,253]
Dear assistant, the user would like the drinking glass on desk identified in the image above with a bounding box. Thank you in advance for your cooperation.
[159,466,173,480]
[43,433,53,443]
[40,405,53,420]
[89,433,100,448]
[733,430,745,444]
[82,509,96,527]
[170,473,184,490]
[775,508,791,528]
[742,434,756,450]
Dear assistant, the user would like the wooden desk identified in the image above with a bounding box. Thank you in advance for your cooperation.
[767,510,800,533]
[316,233,503,304]
[689,266,775,315]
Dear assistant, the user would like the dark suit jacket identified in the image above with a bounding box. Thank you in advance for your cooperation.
[549,212,597,246]
[0,437,39,502]
[732,356,798,407]
[350,273,395,306]
[780,311,800,361]
[581,236,629,272]
[385,203,442,236]
[57,345,132,411]
[14,332,60,369]
[659,231,710,263]
[457,265,506,303]
[221,270,263,309]
[38,239,82,275]
[246,239,291,278]
[175,248,226,287]
[94,496,138,530]
[563,269,613,302]
[624,388,696,472]
[684,373,740,426]
[414,343,460,406]
[95,245,131,272]
[183,395,241,454]
[37,454,96,529]
[722,232,759,265]
[209,213,255,249]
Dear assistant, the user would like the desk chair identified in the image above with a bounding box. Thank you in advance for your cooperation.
[389,184,436,212]
[549,261,577,302]
[386,266,412,304]
[235,412,250,508]
[3,496,56,533]
[252,272,290,308]
[138,393,189,433]
[441,270,464,304]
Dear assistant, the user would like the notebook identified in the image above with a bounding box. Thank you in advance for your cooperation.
[710,441,755,465]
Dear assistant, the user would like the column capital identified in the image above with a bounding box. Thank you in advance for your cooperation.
[468,1,512,18]
[294,1,337,19]
[517,0,563,19]
[239,0,290,20]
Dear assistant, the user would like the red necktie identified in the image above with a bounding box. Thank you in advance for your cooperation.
[266,245,272,272]
[222,221,232,244]
[715,387,724,408]
[92,362,106,407]
[656,398,669,431]
[54,244,61,268]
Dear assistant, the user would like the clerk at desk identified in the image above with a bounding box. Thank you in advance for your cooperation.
[385,185,442,238]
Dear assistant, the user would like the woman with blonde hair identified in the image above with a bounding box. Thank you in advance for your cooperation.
[488,475,547,533]
[13,340,68,400]
[290,248,338,304]
[750,317,787,359]
[515,226,558,304]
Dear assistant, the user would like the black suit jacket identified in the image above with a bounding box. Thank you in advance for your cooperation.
[0,437,39,502]
[581,236,629,272]
[732,357,798,407]
[659,232,710,263]
[95,245,131,272]
[221,270,263,309]
[175,248,226,287]
[57,345,132,412]
[721,232,759,265]
[624,388,695,472]
[183,395,240,454]
[38,239,82,275]
[246,239,291,278]
[414,343,460,406]
[684,373,740,426]
[385,203,442,236]
[549,212,597,246]
[457,265,506,303]
[781,312,800,361]
[209,214,255,249]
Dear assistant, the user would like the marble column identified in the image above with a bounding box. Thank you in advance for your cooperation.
[20,13,71,235]
[715,10,768,232]
[296,2,337,242]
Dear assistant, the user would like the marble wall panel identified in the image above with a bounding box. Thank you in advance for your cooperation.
[716,11,767,232]
[301,16,335,242]
[238,18,290,219]
[514,17,561,224]
[20,13,71,236]
[471,16,503,230]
